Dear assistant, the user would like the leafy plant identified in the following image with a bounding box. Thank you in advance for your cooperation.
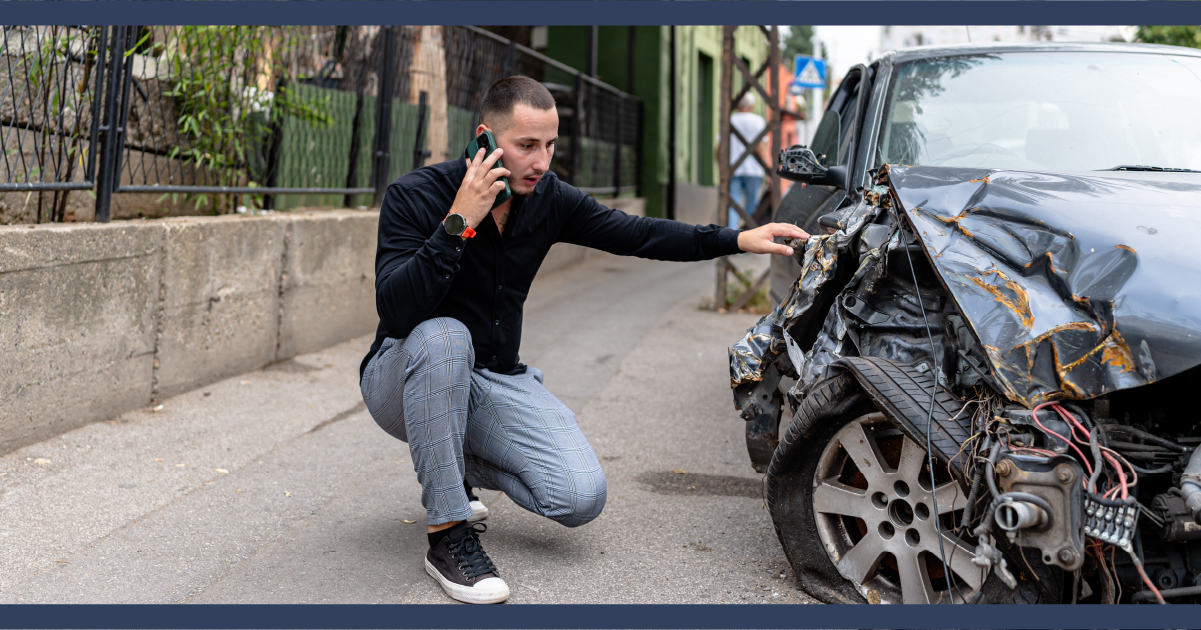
[782,26,814,69]
[725,266,771,314]
[160,26,333,212]
[1136,25,1201,49]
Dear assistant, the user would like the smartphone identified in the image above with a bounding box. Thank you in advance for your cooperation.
[466,130,512,210]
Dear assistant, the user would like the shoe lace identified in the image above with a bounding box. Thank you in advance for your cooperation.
[447,523,498,581]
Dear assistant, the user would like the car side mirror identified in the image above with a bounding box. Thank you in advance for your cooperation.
[777,145,847,190]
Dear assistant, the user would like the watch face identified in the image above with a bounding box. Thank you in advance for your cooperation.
[444,213,466,236]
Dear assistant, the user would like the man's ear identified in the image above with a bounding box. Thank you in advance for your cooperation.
[474,123,490,137]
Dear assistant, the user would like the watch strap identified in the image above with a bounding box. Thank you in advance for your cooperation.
[443,212,475,239]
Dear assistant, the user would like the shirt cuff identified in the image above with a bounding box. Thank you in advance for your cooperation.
[718,227,742,256]
[427,225,468,260]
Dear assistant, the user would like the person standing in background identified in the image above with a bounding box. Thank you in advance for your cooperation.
[727,92,767,229]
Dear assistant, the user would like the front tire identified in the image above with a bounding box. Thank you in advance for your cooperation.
[766,373,1046,604]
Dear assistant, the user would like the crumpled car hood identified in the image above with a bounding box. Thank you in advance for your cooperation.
[890,165,1201,406]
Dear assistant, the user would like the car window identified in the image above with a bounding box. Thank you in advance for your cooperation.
[877,51,1201,171]
[809,111,840,166]
[835,88,860,167]
[810,70,862,168]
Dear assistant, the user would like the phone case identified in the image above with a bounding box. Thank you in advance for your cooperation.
[466,130,512,210]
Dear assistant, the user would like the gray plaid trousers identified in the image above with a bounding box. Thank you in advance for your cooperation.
[360,317,607,527]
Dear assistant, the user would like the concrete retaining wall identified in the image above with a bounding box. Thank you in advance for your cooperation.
[277,212,378,361]
[674,183,719,226]
[154,218,290,400]
[0,210,378,454]
[0,222,162,452]
[0,196,649,454]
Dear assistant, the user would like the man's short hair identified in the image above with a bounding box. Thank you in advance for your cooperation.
[479,76,556,130]
[738,92,756,111]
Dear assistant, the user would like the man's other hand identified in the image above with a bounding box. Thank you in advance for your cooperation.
[737,222,810,256]
[451,147,511,228]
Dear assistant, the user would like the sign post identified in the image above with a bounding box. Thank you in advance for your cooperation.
[791,55,827,145]
[792,55,827,89]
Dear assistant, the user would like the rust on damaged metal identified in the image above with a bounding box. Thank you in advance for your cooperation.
[888,165,1201,407]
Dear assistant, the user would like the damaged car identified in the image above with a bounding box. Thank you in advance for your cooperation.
[730,42,1201,604]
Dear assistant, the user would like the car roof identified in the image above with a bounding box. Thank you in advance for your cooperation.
[888,41,1201,63]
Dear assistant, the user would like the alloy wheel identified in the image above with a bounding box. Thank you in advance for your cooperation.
[811,412,983,604]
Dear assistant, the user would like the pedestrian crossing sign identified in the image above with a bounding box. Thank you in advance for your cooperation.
[793,56,826,89]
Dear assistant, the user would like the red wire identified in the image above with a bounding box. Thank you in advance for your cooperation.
[1101,445,1139,490]
[1101,450,1129,499]
[1047,402,1133,498]
[1043,405,1161,602]
[1031,402,1094,476]
[1053,401,1134,497]
[1050,402,1093,443]
[1092,543,1113,604]
[1135,560,1167,604]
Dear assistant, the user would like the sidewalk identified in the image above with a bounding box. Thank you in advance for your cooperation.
[0,252,808,604]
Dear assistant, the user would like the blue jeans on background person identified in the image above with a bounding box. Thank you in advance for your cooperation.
[729,175,762,228]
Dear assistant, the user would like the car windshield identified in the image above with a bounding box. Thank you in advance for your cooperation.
[877,51,1201,172]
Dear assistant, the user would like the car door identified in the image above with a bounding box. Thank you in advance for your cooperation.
[769,65,873,306]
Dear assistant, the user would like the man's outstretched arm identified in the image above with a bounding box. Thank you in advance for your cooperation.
[736,222,808,256]
[557,186,808,261]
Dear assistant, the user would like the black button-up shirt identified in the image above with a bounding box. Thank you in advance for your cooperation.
[360,158,743,378]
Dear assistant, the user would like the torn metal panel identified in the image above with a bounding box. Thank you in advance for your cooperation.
[888,165,1201,406]
[728,184,886,389]
[728,232,840,387]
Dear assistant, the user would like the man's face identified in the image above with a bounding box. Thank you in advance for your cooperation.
[477,104,558,197]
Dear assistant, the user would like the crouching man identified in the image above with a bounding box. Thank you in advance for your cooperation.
[359,76,807,604]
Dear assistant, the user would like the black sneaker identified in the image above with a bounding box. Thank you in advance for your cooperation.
[425,522,509,604]
[465,481,489,523]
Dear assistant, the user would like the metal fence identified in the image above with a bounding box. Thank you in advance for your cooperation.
[446,26,642,197]
[1,26,105,223]
[2,25,642,225]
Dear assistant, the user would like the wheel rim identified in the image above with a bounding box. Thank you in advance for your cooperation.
[811,412,983,604]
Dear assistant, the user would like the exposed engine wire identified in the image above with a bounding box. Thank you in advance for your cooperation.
[1131,550,1165,604]
[892,210,957,600]
[883,206,1176,605]
[1111,544,1123,603]
[1030,402,1095,477]
[1132,530,1166,604]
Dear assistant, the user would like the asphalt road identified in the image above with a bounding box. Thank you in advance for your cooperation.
[0,251,815,605]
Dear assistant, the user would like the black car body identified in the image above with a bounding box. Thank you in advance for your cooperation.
[730,42,1201,604]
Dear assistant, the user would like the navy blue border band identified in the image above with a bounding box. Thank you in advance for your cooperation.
[0,604,1198,629]
[2,1,1200,26]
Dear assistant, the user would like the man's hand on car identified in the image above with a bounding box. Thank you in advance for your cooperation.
[737,222,810,256]
[451,147,511,228]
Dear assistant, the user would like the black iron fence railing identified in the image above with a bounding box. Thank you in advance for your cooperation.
[1,26,106,222]
[446,26,642,197]
[2,25,642,224]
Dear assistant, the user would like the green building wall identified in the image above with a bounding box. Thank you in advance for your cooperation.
[544,26,768,218]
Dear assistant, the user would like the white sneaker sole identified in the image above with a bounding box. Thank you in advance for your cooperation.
[424,558,510,604]
[467,499,489,523]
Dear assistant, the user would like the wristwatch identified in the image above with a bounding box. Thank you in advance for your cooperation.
[443,212,476,239]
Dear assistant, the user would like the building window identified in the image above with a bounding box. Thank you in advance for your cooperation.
[697,51,715,186]
[531,26,547,50]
